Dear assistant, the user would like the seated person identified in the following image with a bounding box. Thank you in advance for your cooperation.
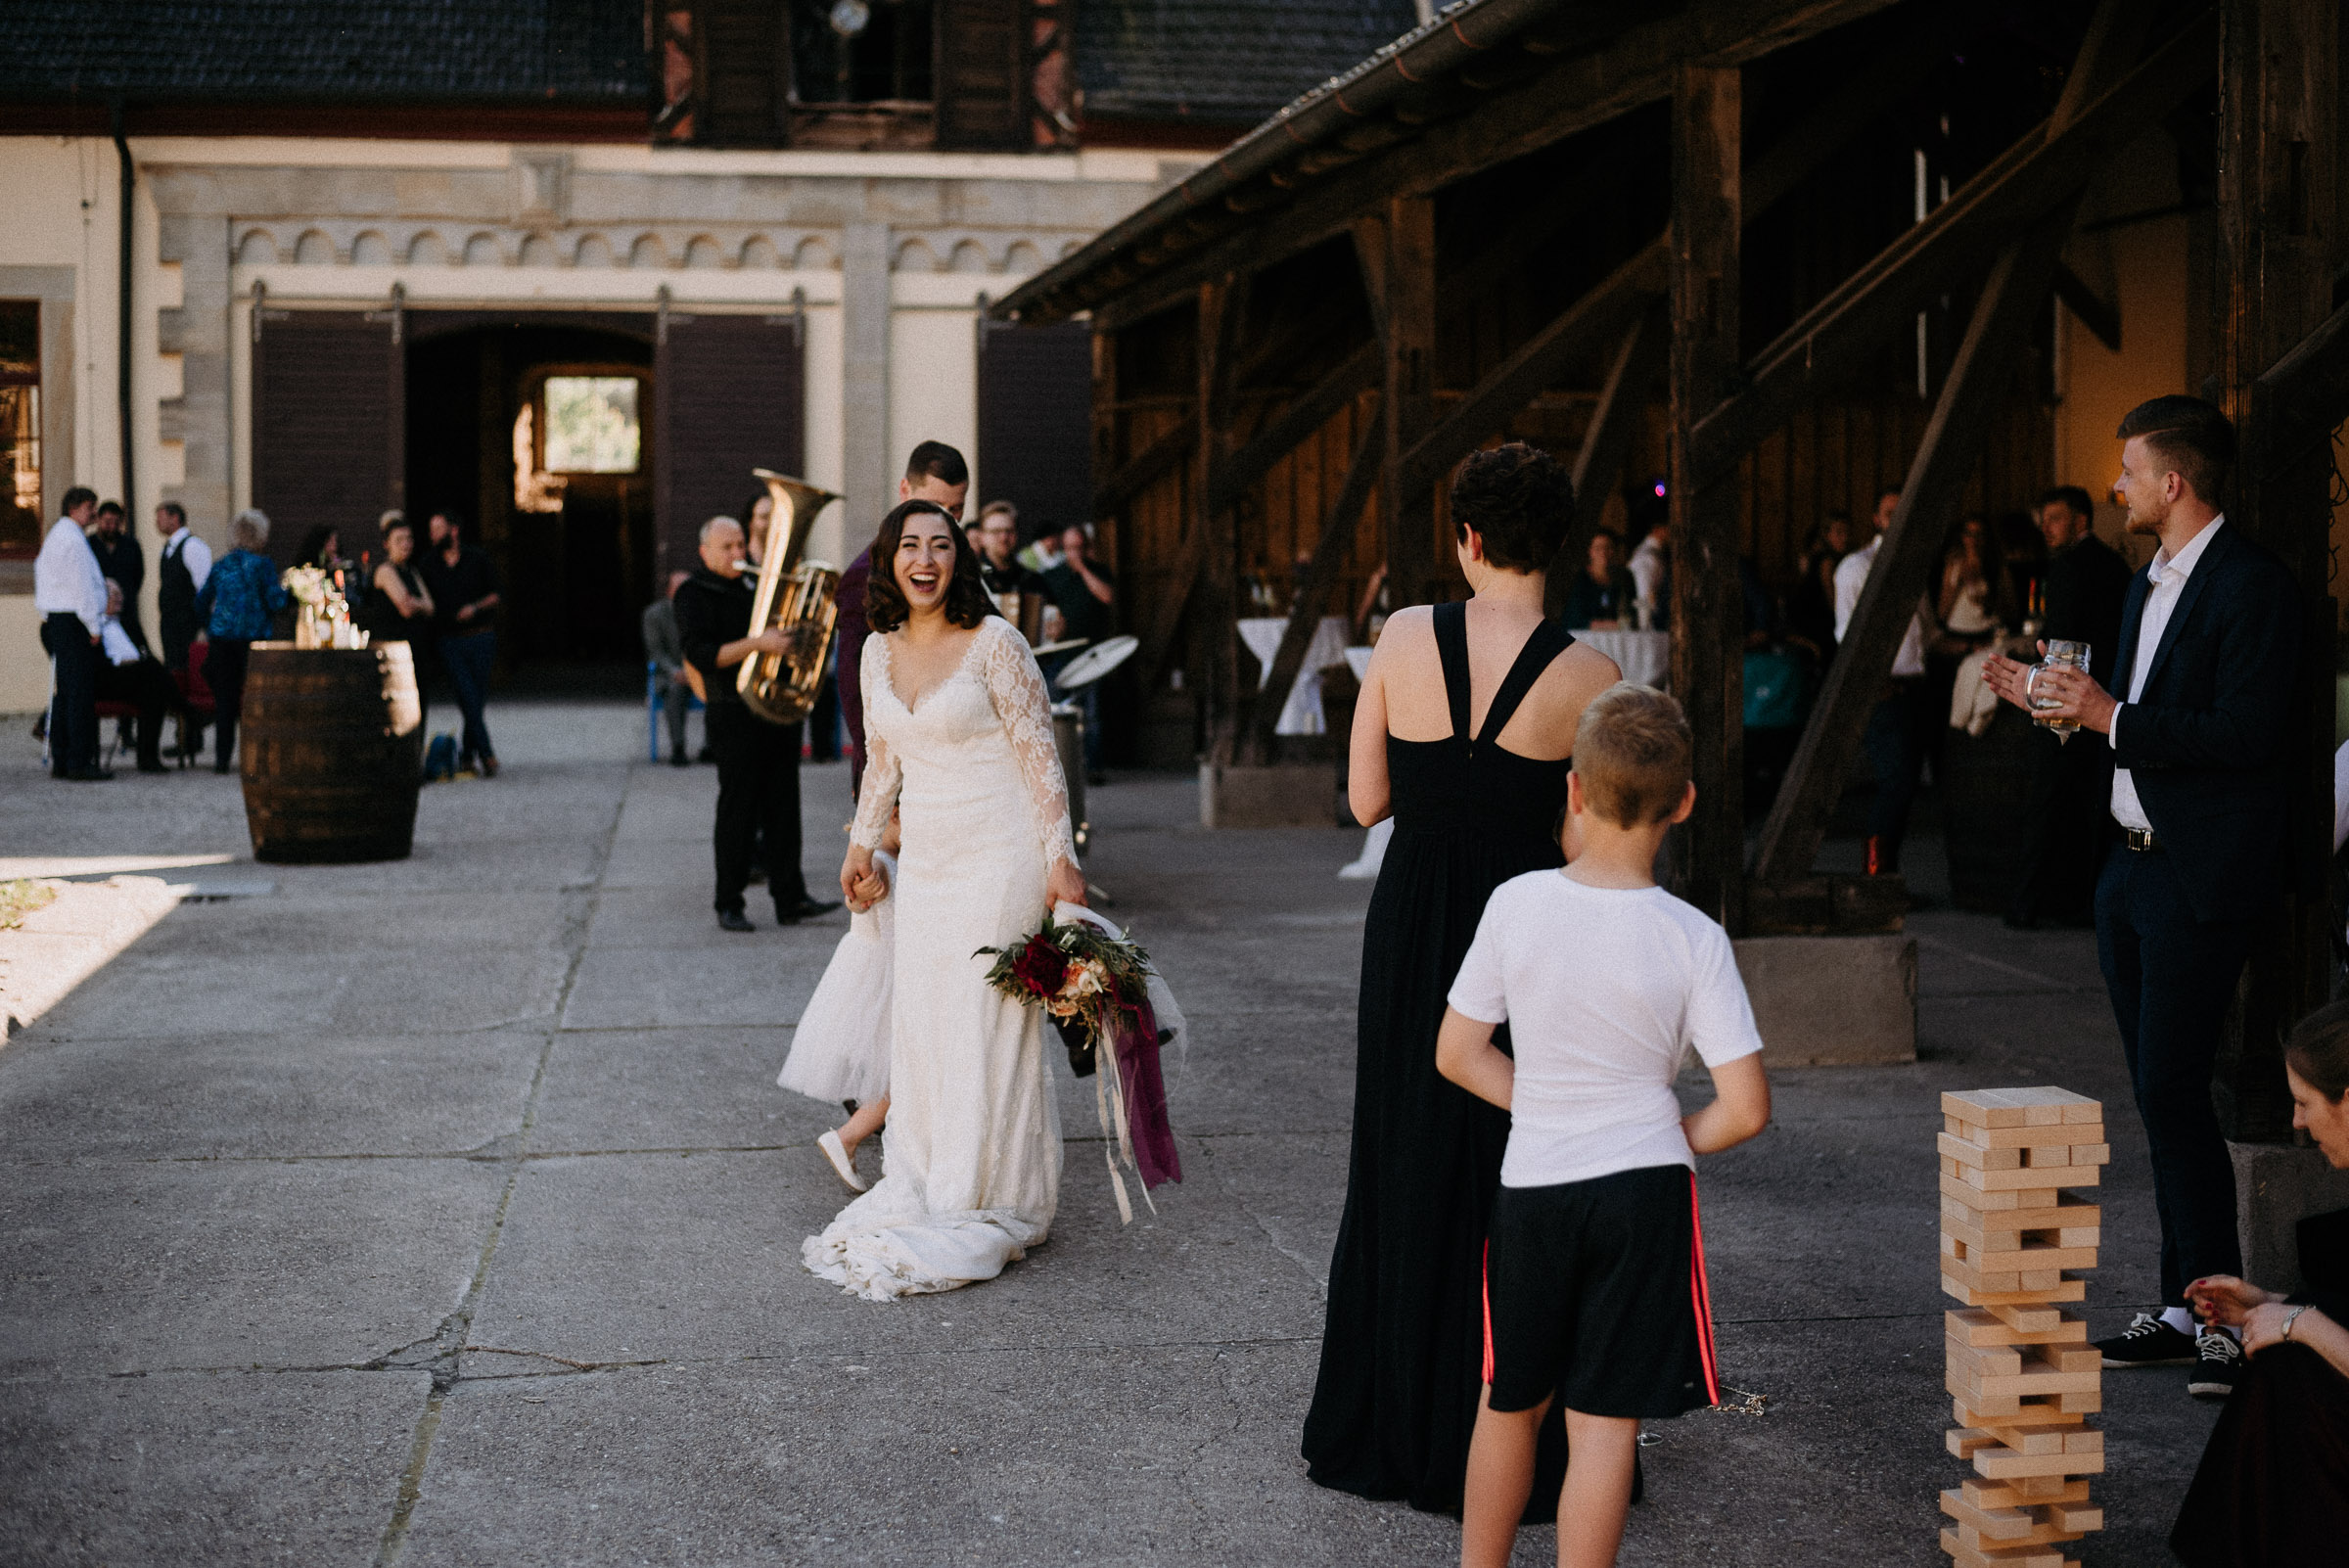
[2171,998,2349,1567]
[92,580,176,773]
[1559,530,1638,630]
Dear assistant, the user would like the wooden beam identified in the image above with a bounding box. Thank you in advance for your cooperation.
[1094,412,1194,520]
[1666,62,1746,932]
[1243,421,1383,764]
[1397,239,1671,502]
[1751,0,2154,892]
[1367,196,1440,607]
[1688,8,2219,487]
[1195,276,1250,764]
[2214,0,2341,1144]
[1547,300,1669,617]
[2052,259,2122,351]
[1210,339,1379,514]
[1091,0,1901,333]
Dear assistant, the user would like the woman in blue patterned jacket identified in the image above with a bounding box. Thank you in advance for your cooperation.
[196,508,289,774]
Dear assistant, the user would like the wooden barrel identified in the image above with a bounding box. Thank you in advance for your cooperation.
[239,642,424,863]
[1941,700,2040,913]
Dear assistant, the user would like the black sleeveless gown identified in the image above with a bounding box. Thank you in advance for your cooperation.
[1304,602,1577,1514]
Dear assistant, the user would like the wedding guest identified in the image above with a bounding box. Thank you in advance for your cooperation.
[35,486,108,780]
[425,510,501,777]
[2170,998,2349,1566]
[1996,509,2048,623]
[975,500,1046,638]
[92,580,173,773]
[1558,530,1637,630]
[1983,395,2300,1401]
[295,525,345,573]
[742,487,775,567]
[88,497,148,655]
[154,501,211,675]
[1439,682,1770,1568]
[1626,504,1670,629]
[1306,442,1621,1516]
[2005,484,2133,929]
[1786,511,1852,667]
[644,571,696,766]
[196,509,290,774]
[676,515,839,932]
[1835,485,1929,876]
[837,440,970,796]
[1927,516,2004,768]
[1040,523,1117,782]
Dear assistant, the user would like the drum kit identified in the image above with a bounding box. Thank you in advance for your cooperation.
[1044,633,1136,858]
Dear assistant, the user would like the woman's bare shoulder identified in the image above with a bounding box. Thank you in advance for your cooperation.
[1529,639,1624,715]
[1369,605,1437,655]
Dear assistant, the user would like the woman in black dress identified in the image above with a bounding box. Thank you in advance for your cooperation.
[1305,443,1622,1513]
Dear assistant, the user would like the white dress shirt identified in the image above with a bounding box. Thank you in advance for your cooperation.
[1628,533,1668,609]
[2108,516,2224,833]
[1832,534,1927,677]
[33,517,108,636]
[99,615,140,667]
[161,527,212,593]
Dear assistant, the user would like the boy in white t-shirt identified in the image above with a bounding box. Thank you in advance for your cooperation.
[1436,682,1772,1568]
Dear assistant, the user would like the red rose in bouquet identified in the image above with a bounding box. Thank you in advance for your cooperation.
[1008,934,1067,998]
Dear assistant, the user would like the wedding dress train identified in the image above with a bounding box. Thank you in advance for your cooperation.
[804,616,1076,1300]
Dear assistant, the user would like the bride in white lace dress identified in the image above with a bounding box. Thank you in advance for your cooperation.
[804,499,1086,1300]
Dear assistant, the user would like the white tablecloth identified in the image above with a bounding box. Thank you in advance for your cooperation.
[1344,646,1374,683]
[1236,616,1354,735]
[1575,627,1670,688]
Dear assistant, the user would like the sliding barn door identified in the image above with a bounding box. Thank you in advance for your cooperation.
[653,310,805,581]
[976,317,1092,533]
[251,308,403,566]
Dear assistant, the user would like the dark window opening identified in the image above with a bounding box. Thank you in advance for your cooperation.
[792,0,935,105]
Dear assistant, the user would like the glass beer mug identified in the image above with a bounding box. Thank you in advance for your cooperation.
[2025,640,2092,742]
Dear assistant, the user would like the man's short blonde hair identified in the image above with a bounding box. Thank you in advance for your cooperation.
[1573,682,1692,828]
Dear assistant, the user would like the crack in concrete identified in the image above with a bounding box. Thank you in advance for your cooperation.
[370,791,623,1568]
[1193,1137,1331,1296]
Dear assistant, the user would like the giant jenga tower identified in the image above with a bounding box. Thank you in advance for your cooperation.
[1938,1086,2109,1568]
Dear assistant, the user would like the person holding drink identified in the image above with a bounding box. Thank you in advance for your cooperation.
[1981,394,2302,1401]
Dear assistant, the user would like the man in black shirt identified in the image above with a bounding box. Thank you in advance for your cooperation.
[2005,484,2136,929]
[1039,523,1117,781]
[674,514,840,933]
[424,509,502,776]
[89,498,148,655]
[974,500,1047,639]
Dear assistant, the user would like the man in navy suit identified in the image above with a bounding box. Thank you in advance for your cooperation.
[1984,395,2302,1402]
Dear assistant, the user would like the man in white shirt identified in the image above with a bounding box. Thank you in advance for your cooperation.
[92,579,175,772]
[1626,509,1670,628]
[1832,485,1930,875]
[1984,395,2302,1403]
[33,485,109,780]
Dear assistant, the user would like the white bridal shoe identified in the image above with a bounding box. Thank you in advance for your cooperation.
[818,1130,868,1193]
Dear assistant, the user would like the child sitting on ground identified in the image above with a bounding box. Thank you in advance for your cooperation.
[1436,682,1772,1568]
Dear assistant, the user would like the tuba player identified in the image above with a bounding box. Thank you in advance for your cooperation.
[676,514,842,933]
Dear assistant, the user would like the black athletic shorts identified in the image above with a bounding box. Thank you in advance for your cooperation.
[1481,1163,1721,1417]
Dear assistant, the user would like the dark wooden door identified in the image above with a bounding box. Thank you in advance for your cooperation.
[935,0,1027,151]
[976,316,1092,533]
[653,311,805,581]
[251,308,402,565]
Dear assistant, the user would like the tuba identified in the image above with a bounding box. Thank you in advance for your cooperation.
[735,469,845,724]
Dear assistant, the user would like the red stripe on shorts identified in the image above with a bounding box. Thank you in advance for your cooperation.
[1481,1238,1496,1387]
[1687,1171,1721,1406]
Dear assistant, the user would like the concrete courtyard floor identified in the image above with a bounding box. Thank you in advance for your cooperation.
[0,701,2215,1566]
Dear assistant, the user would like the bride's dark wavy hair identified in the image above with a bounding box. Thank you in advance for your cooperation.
[865,499,999,632]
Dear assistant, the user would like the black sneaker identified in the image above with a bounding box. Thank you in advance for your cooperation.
[2188,1330,2243,1399]
[2097,1312,2198,1367]
[716,908,756,933]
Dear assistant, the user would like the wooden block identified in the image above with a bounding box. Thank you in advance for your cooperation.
[1963,1243,2099,1274]
[2047,1347,2100,1374]
[1943,1131,2025,1170]
[1940,1490,2041,1543]
[2056,1389,2101,1413]
[1946,1121,2105,1151]
[1971,1442,2107,1480]
[1947,1337,2024,1379]
[1942,1190,2099,1227]
[1954,1399,2086,1431]
[1960,1477,2090,1511]
[2023,1145,2070,1169]
[1948,1427,1999,1458]
[1951,1360,2100,1401]
[2056,1226,2100,1248]
[1984,1302,2072,1333]
[1942,1270,2089,1309]
[2068,1144,2109,1166]
[1938,1527,2069,1568]
[1946,1309,2088,1348]
[1952,1518,2088,1552]
[1942,1256,2023,1296]
[2050,1503,2102,1532]
[1942,1087,2099,1130]
[1943,1157,2100,1194]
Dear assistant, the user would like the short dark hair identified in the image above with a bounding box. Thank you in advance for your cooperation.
[1877,484,1903,504]
[2038,485,2096,519]
[157,500,186,525]
[96,498,124,519]
[432,508,466,536]
[904,440,969,489]
[63,485,96,513]
[865,499,998,633]
[1448,442,1575,574]
[2116,395,2234,503]
[296,524,340,568]
[2286,1000,2349,1103]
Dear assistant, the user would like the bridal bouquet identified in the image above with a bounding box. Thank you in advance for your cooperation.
[978,909,1181,1222]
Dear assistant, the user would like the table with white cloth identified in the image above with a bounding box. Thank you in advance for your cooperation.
[1235,616,1355,735]
[1574,627,1670,688]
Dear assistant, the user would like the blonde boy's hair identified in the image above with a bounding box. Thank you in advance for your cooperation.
[1573,682,1692,827]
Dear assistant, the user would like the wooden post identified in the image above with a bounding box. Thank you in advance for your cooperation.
[1667,62,1744,932]
[1367,196,1439,607]
[1193,277,1248,764]
[2213,0,2340,1143]
[1553,301,1669,618]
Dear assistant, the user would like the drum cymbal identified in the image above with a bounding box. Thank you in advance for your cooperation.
[1030,638,1090,658]
[1053,634,1138,691]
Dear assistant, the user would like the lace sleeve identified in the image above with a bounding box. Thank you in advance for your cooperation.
[850,635,901,850]
[978,620,1079,868]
